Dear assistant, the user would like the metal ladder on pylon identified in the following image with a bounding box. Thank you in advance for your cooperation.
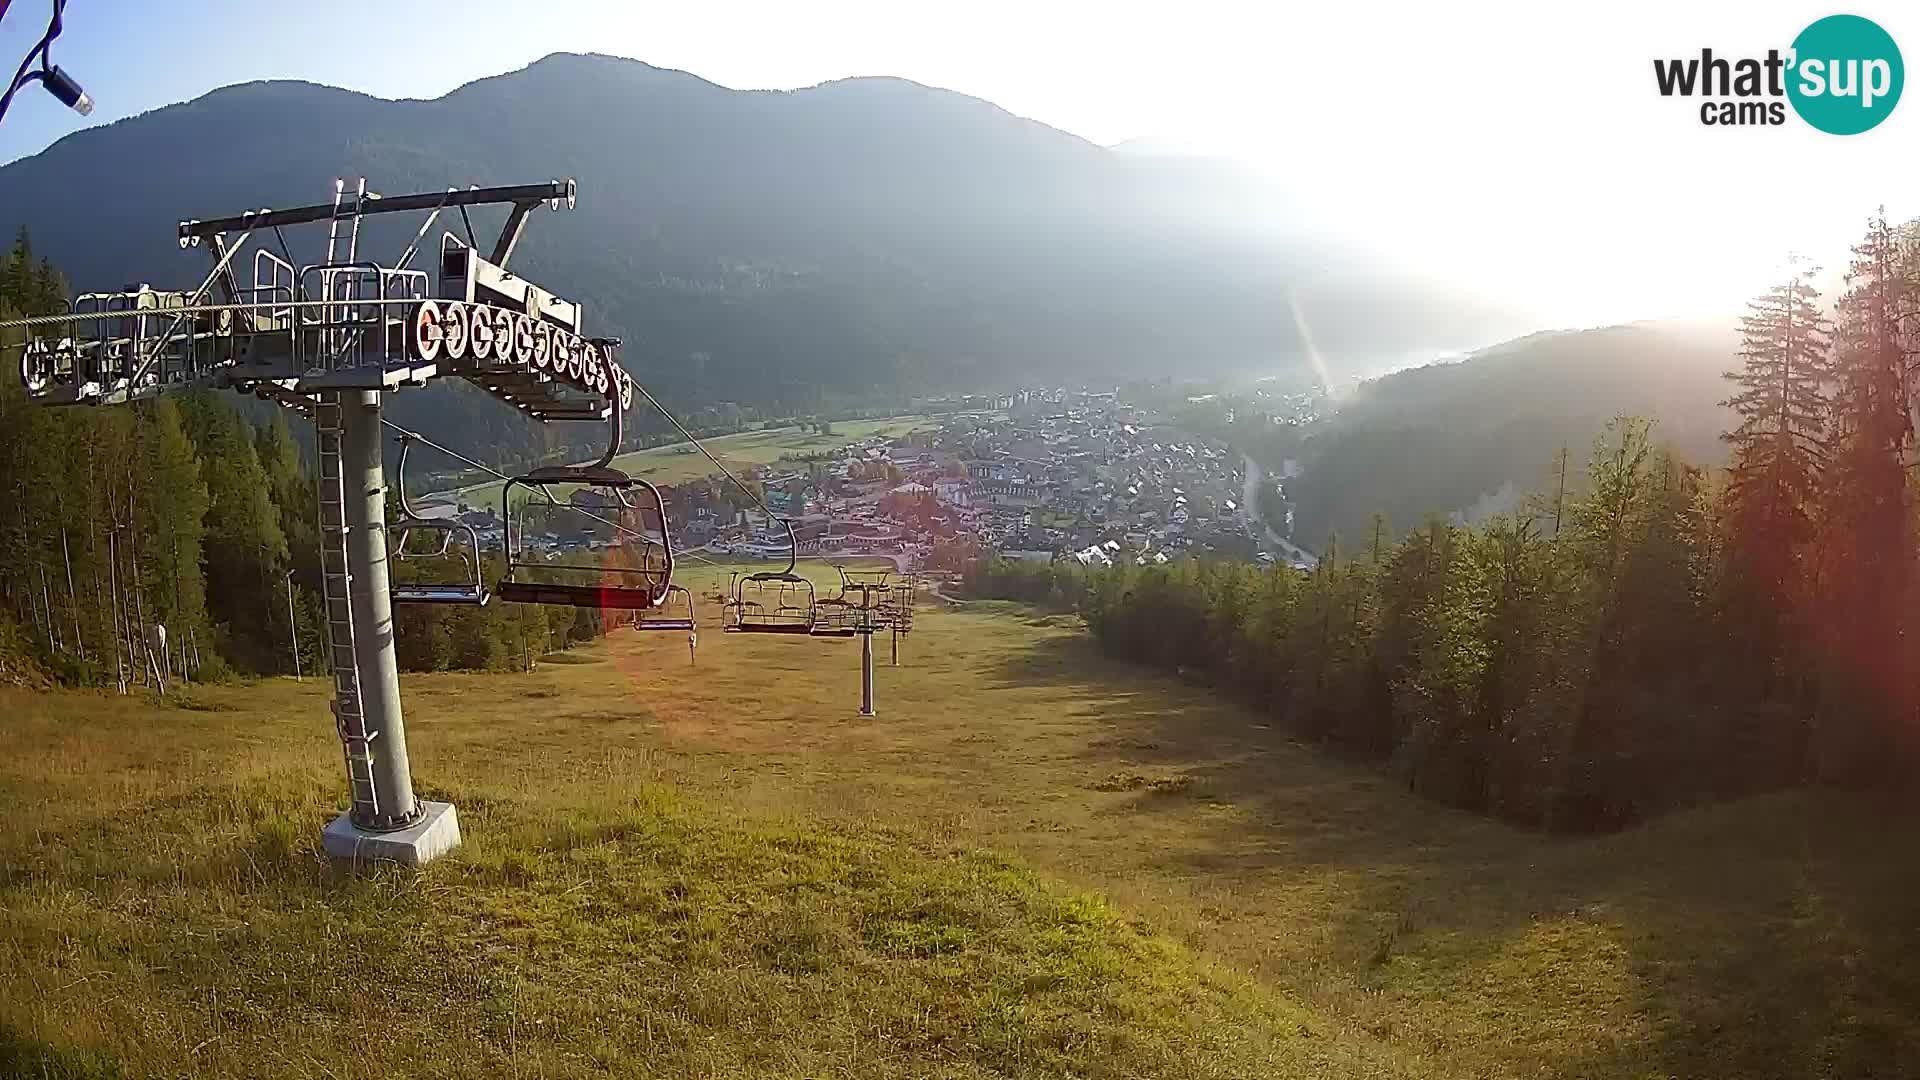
[323,177,366,266]
[315,393,380,823]
[321,178,372,363]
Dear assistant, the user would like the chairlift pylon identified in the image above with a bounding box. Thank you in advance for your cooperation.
[388,434,491,606]
[495,401,676,610]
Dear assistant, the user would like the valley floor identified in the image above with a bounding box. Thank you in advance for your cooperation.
[2,568,1915,1078]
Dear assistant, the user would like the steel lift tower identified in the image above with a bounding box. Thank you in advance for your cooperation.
[5,178,644,865]
[726,559,916,716]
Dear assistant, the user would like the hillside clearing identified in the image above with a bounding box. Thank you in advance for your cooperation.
[606,416,938,487]
[420,416,938,503]
[2,572,1915,1078]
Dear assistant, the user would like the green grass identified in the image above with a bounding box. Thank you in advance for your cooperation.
[422,416,936,502]
[605,416,935,487]
[3,585,1918,1078]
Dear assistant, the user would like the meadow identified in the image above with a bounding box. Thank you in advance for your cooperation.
[420,416,936,503]
[605,416,937,487]
[2,562,1915,1078]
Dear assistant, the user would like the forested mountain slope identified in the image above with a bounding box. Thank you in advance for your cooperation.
[0,53,1527,461]
[1287,321,1735,544]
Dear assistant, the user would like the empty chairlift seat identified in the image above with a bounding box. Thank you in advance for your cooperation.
[725,571,820,634]
[387,435,490,606]
[633,584,697,632]
[495,464,676,611]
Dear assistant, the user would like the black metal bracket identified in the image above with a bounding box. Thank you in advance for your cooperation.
[178,180,574,242]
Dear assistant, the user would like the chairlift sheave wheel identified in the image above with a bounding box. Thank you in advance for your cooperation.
[528,320,552,372]
[19,339,51,393]
[512,314,535,365]
[441,301,470,362]
[468,303,495,362]
[409,299,444,364]
[589,347,609,395]
[572,336,591,384]
[491,306,518,365]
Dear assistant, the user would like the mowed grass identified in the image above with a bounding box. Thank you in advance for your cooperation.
[604,416,936,487]
[3,568,1918,1078]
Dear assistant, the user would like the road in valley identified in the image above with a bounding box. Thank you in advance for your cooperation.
[1241,454,1318,569]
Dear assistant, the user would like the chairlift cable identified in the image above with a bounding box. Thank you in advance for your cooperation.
[627,384,765,512]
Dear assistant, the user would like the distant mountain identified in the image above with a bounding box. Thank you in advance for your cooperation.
[0,53,1533,461]
[1107,135,1210,156]
[1285,320,1737,545]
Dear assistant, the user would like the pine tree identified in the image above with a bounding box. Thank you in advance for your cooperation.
[1816,212,1920,780]
[182,395,290,669]
[0,227,34,306]
[257,411,316,579]
[1725,263,1831,545]
[1720,262,1830,697]
[136,400,210,678]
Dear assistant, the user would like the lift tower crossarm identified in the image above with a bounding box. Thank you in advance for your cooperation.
[177,180,575,242]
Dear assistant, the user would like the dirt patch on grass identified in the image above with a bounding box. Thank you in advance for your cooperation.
[1092,770,1196,795]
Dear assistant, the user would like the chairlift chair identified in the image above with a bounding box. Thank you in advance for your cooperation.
[633,582,699,667]
[831,565,897,633]
[495,405,676,610]
[388,434,491,606]
[807,594,859,637]
[882,576,917,634]
[840,567,895,588]
[723,521,820,634]
[633,584,697,632]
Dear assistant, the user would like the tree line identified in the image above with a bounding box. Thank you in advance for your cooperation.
[0,233,603,687]
[966,214,1920,831]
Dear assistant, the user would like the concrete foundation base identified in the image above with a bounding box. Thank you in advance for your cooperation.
[321,800,461,866]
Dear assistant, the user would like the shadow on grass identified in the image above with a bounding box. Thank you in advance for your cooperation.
[976,624,1920,1078]
[0,1023,123,1079]
[0,773,433,896]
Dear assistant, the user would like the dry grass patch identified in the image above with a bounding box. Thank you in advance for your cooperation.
[4,577,1918,1078]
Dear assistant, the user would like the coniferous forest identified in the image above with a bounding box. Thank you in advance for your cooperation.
[0,233,601,688]
[967,214,1920,831]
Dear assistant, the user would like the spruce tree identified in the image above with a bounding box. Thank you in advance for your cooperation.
[1817,213,1920,779]
[182,395,290,669]
[1720,262,1830,696]
[136,400,211,676]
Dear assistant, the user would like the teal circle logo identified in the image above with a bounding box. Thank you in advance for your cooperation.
[1788,14,1903,134]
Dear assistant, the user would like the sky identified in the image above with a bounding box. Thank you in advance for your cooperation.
[1,0,1914,335]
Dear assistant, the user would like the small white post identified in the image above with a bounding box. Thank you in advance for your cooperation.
[285,567,302,682]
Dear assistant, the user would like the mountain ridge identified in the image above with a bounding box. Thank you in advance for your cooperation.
[1283,318,1738,545]
[1,51,1537,461]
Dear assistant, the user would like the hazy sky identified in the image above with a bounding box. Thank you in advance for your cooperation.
[1,0,1913,332]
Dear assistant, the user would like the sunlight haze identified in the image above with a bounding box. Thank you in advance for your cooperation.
[1,0,1911,336]
[7,5,1920,1074]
